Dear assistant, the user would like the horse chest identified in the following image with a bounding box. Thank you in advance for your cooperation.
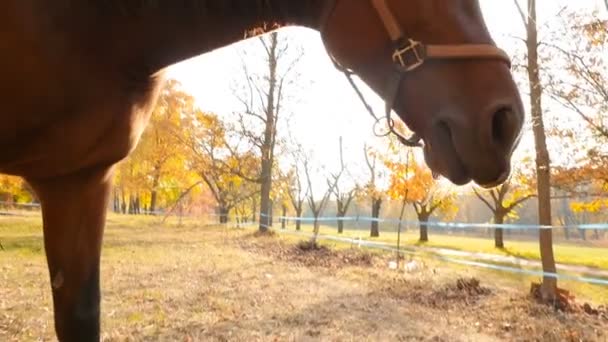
[0,74,162,180]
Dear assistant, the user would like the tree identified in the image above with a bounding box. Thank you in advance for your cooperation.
[329,138,358,234]
[363,145,384,237]
[330,177,357,234]
[0,175,34,205]
[113,79,199,215]
[546,12,608,195]
[182,110,259,223]
[302,141,344,244]
[385,147,413,265]
[232,31,303,233]
[272,168,293,229]
[514,0,557,300]
[286,164,306,231]
[473,169,536,248]
[385,152,457,242]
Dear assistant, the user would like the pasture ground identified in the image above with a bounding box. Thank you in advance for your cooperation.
[296,223,608,270]
[1,214,607,341]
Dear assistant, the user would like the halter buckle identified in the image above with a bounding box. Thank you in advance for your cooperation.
[393,39,426,72]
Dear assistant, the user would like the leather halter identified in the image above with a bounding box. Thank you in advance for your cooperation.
[319,0,512,147]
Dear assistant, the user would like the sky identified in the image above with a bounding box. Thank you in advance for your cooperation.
[166,0,607,190]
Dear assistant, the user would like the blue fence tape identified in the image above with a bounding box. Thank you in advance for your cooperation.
[259,213,608,230]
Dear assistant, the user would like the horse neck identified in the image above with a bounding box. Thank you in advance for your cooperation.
[82,1,327,73]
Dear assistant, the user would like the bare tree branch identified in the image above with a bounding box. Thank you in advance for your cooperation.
[513,0,529,27]
[473,187,496,211]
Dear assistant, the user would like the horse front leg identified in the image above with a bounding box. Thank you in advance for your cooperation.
[28,165,115,342]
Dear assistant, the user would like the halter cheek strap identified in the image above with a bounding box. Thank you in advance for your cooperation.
[320,0,512,148]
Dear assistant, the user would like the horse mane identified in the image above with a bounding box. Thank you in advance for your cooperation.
[76,0,319,39]
[83,0,315,22]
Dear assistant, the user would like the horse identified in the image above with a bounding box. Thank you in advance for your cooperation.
[0,1,524,340]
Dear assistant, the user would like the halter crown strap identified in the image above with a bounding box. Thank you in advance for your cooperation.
[426,44,511,67]
[370,0,404,42]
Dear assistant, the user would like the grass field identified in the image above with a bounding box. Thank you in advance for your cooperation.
[1,214,607,341]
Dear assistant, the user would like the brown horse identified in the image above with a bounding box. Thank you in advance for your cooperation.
[1,1,524,340]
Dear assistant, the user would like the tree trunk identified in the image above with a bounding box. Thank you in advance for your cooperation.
[370,198,382,237]
[526,0,557,300]
[494,212,505,249]
[259,163,273,232]
[579,228,586,241]
[295,207,302,231]
[396,198,407,267]
[120,189,126,214]
[112,189,119,212]
[337,202,344,234]
[128,194,135,214]
[257,33,279,233]
[311,215,320,244]
[218,205,229,224]
[418,212,430,242]
[150,190,158,214]
[281,204,287,229]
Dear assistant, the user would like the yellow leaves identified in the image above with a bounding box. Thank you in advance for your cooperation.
[0,175,32,203]
[114,79,205,209]
[570,199,608,214]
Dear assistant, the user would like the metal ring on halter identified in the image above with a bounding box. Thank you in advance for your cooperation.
[372,115,422,147]
[372,116,393,137]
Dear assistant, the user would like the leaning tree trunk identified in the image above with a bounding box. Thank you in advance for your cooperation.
[370,197,382,237]
[494,212,506,249]
[526,0,557,300]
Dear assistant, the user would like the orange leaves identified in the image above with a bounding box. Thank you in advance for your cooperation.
[383,149,456,218]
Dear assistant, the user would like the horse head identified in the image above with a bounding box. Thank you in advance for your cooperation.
[320,0,524,188]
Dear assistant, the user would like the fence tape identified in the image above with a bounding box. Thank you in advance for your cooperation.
[259,213,608,231]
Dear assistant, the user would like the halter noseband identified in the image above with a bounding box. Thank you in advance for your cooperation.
[320,0,512,147]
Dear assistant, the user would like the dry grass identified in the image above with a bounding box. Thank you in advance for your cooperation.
[1,215,607,341]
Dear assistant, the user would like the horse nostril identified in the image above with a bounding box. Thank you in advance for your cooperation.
[491,106,516,148]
